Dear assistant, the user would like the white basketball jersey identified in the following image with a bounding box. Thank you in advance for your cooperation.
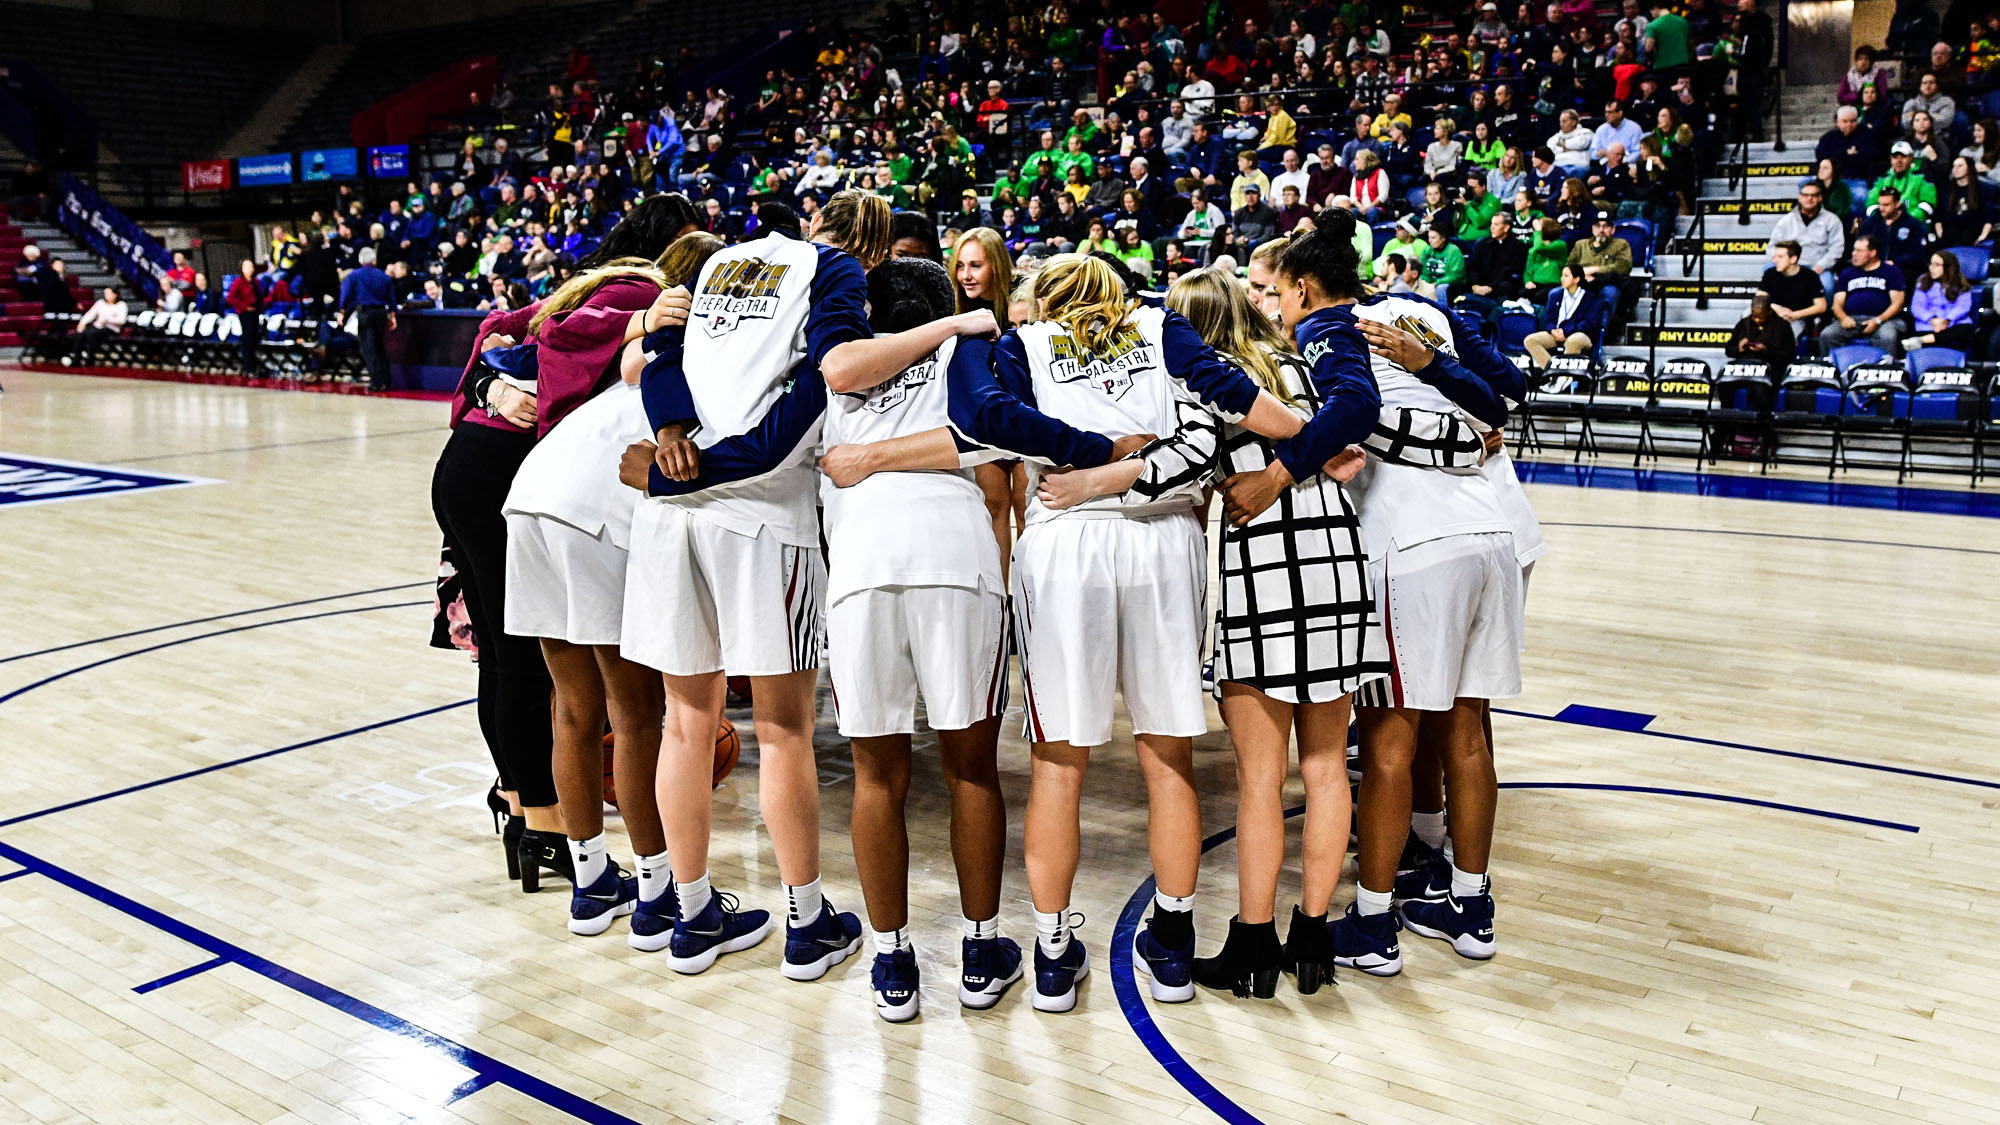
[1341,295,1510,558]
[502,382,651,548]
[661,237,862,546]
[818,337,1003,606]
[1012,305,1200,524]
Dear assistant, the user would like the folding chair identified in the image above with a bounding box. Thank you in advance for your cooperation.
[1770,359,1846,477]
[1582,355,1652,463]
[1705,360,1775,468]
[1513,353,1593,457]
[1901,367,1986,482]
[1839,361,1913,472]
[1639,356,1715,462]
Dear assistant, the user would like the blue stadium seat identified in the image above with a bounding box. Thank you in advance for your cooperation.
[1495,308,1536,355]
[1948,245,1990,284]
[1372,222,1397,255]
[1615,220,1654,270]
[1906,346,1967,380]
[1982,90,2000,120]
[1405,186,1427,210]
[1844,179,1869,213]
[1829,343,1887,374]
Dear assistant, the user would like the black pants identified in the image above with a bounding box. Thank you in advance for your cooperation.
[353,306,391,390]
[430,423,557,807]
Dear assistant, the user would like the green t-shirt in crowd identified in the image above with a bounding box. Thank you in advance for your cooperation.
[1647,11,1692,70]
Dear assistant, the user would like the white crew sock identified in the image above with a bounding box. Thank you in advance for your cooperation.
[1450,863,1489,900]
[1355,885,1393,916]
[1154,889,1195,914]
[634,850,671,904]
[787,877,824,928]
[1411,810,1447,850]
[963,914,1000,941]
[873,927,911,955]
[1443,836,1457,866]
[569,834,608,887]
[677,872,713,919]
[1034,908,1072,958]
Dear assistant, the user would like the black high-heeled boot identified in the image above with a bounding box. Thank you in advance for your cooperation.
[515,828,576,893]
[501,815,524,882]
[1284,905,1336,995]
[485,783,510,834]
[1192,916,1283,999]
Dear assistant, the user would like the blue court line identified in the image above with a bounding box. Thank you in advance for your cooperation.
[1536,520,2000,557]
[1494,706,2000,792]
[132,955,229,995]
[0,867,32,884]
[0,698,474,830]
[0,581,432,666]
[1115,783,1918,1124]
[0,835,638,1125]
[445,1074,500,1106]
[1495,782,1919,832]
[0,601,428,708]
[1515,460,2000,519]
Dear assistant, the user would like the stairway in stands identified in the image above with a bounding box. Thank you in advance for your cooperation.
[1611,83,1838,374]
[0,194,122,364]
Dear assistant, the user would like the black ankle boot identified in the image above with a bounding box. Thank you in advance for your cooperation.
[1192,916,1283,999]
[515,828,575,893]
[501,814,524,882]
[1284,905,1336,995]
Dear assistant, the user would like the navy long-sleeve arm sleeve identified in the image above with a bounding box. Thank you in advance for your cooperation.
[945,334,1115,467]
[1159,310,1260,421]
[1270,311,1383,481]
[638,326,699,435]
[648,359,827,496]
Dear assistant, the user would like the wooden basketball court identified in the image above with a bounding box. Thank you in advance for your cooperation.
[2,367,1996,1124]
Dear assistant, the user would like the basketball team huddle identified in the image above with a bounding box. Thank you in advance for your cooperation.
[453,188,1541,1023]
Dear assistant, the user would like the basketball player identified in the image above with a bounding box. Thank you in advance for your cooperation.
[1397,345,1544,909]
[619,191,1001,980]
[502,234,723,944]
[1259,225,1525,973]
[661,258,1030,1020]
[946,254,1310,1013]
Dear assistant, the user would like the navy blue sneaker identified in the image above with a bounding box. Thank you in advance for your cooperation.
[1401,889,1496,960]
[782,898,862,981]
[626,883,680,952]
[870,948,920,1023]
[667,891,772,974]
[1031,938,1089,1013]
[567,865,637,936]
[1394,847,1450,905]
[1328,904,1403,977]
[958,936,1024,1010]
[1132,917,1196,1003]
[1397,830,1440,876]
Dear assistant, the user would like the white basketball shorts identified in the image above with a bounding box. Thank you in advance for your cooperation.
[828,584,1008,738]
[621,500,824,677]
[1356,531,1523,712]
[503,514,627,647]
[1011,510,1208,747]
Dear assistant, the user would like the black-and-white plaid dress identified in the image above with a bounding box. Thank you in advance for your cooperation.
[1209,349,1490,703]
[1211,351,1385,703]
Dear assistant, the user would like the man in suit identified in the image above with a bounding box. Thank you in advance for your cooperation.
[1523,263,1608,367]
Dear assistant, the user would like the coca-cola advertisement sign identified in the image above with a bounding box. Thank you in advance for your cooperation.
[182,160,231,192]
